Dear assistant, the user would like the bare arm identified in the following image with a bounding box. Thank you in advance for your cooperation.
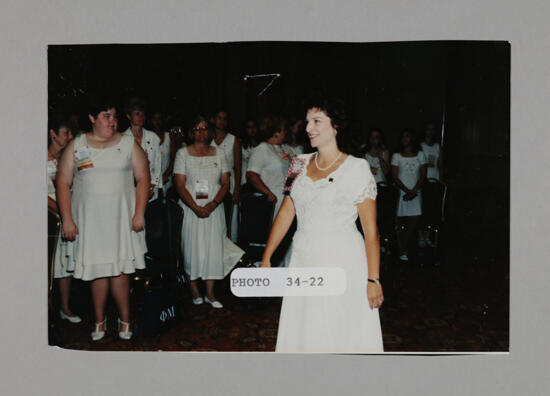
[48,197,59,214]
[357,197,384,309]
[246,171,277,202]
[204,172,230,215]
[391,165,411,194]
[232,137,242,202]
[55,140,77,240]
[260,196,296,267]
[379,149,391,176]
[413,164,427,192]
[131,142,151,231]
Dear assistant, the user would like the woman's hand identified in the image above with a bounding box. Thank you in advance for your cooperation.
[259,260,271,268]
[367,282,384,310]
[193,206,210,218]
[132,213,145,232]
[61,218,78,241]
[204,201,218,215]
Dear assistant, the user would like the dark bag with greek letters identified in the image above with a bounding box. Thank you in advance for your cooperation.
[136,283,180,337]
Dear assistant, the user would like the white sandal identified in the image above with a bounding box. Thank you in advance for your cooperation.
[91,318,107,341]
[118,318,133,340]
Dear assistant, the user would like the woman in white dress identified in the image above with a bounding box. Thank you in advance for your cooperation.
[211,110,241,242]
[391,129,428,261]
[260,97,384,352]
[56,98,150,341]
[247,115,292,219]
[364,128,390,184]
[174,116,244,309]
[48,117,81,324]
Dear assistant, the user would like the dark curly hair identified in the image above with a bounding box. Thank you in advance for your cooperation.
[303,92,350,152]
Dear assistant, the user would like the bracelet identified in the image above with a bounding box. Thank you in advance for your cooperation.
[368,278,381,284]
[213,199,221,206]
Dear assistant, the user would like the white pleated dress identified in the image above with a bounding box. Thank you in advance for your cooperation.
[174,147,244,280]
[275,154,384,353]
[63,134,147,281]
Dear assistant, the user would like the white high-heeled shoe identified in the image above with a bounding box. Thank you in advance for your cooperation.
[91,318,107,341]
[118,318,133,340]
[59,309,82,324]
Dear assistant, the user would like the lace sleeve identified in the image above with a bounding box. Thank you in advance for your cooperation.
[353,159,377,203]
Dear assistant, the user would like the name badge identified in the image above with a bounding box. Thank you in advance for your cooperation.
[195,179,209,200]
[75,147,94,171]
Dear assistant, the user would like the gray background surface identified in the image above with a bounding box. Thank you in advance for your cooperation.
[0,0,548,395]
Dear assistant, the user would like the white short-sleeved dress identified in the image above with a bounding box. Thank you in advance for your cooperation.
[391,151,428,217]
[365,153,387,184]
[420,142,441,180]
[173,147,244,280]
[246,142,291,219]
[63,133,147,281]
[275,154,384,353]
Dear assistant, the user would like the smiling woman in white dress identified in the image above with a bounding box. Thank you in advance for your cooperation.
[260,97,384,353]
[174,116,244,309]
[48,116,80,324]
[56,97,150,341]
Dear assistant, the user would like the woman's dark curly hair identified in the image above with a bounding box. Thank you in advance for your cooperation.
[303,92,350,152]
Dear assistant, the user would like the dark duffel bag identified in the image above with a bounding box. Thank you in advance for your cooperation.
[135,282,180,337]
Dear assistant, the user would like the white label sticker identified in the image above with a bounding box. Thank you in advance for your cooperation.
[230,267,347,297]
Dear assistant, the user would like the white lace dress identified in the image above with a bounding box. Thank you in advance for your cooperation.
[275,153,384,353]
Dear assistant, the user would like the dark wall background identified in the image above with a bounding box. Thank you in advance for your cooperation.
[48,41,510,273]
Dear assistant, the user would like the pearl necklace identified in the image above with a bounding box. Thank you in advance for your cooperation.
[314,151,342,171]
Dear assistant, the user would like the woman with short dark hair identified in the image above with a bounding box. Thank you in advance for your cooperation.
[261,95,384,352]
[56,97,150,341]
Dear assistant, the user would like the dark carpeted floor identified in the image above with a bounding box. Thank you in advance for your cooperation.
[49,248,509,352]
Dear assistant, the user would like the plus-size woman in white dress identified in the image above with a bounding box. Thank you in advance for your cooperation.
[56,99,150,341]
[261,98,384,353]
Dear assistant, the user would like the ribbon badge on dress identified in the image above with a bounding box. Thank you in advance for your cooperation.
[282,157,307,195]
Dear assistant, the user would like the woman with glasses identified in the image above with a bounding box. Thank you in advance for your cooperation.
[174,116,243,308]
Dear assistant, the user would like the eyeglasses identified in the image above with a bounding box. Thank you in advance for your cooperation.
[194,126,209,131]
